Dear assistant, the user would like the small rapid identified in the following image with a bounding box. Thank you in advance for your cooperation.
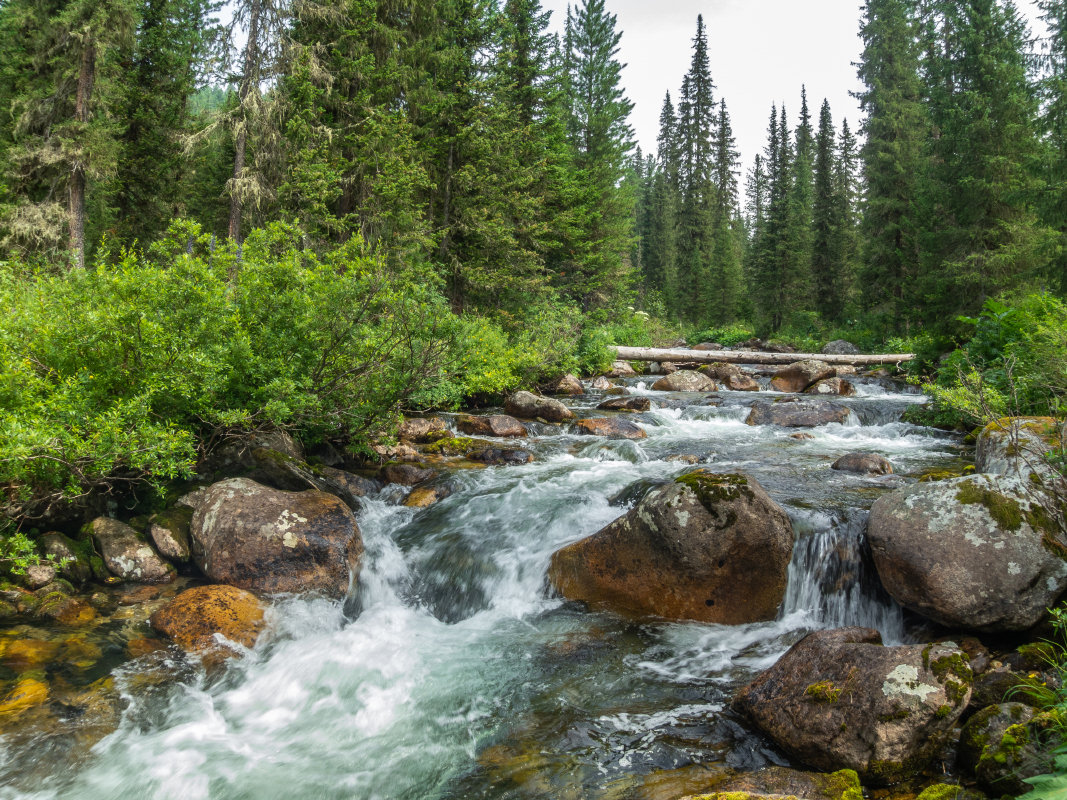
[0,375,965,800]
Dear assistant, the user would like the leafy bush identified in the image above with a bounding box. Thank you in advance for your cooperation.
[689,322,756,347]
[0,221,452,513]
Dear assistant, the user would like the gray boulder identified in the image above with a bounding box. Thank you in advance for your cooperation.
[39,532,93,584]
[746,400,850,428]
[736,628,972,784]
[806,378,856,397]
[504,391,575,422]
[699,362,760,392]
[398,417,450,443]
[650,370,717,392]
[975,416,1062,482]
[959,703,1045,794]
[147,507,193,563]
[89,518,175,584]
[607,361,637,378]
[596,396,651,413]
[549,374,585,396]
[832,453,894,476]
[867,474,1067,632]
[821,340,861,356]
[191,478,362,598]
[573,417,647,440]
[456,414,528,438]
[549,471,793,623]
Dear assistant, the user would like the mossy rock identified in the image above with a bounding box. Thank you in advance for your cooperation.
[915,783,985,800]
[422,437,492,457]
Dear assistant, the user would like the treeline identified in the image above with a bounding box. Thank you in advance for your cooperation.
[0,0,639,315]
[635,0,1067,344]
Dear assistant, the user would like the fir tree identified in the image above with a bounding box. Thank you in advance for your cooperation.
[811,98,838,319]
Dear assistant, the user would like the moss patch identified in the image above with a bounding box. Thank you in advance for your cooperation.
[805,680,843,703]
[675,471,752,514]
[955,480,1023,530]
[819,769,863,800]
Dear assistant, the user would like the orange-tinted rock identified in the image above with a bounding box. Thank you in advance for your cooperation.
[398,417,450,443]
[0,678,48,715]
[651,370,716,392]
[456,415,528,438]
[150,584,265,652]
[573,417,647,440]
[770,360,836,393]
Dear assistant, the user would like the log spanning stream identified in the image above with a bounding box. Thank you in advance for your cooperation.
[0,374,967,800]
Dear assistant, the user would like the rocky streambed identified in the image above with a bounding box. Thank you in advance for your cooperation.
[0,363,1061,800]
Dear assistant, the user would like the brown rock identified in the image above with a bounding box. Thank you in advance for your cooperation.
[191,478,362,598]
[573,417,648,440]
[504,391,575,422]
[549,374,585,396]
[692,342,724,351]
[468,448,534,466]
[770,360,836,393]
[456,414,528,438]
[710,767,864,800]
[806,377,856,397]
[549,471,793,623]
[650,370,717,392]
[746,400,850,428]
[736,628,972,783]
[607,361,637,378]
[831,453,894,475]
[380,464,437,486]
[398,417,450,443]
[403,486,452,509]
[596,396,651,413]
[590,376,614,391]
[790,433,816,441]
[150,585,265,653]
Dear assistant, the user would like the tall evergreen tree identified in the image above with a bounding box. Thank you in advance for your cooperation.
[856,0,927,325]
[811,98,839,319]
[1038,0,1067,291]
[709,98,742,322]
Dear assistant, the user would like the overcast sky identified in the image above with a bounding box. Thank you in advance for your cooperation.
[541,0,1048,174]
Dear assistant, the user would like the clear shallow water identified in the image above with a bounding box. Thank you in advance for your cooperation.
[0,377,965,800]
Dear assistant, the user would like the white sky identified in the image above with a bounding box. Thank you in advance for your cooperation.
[541,0,1048,173]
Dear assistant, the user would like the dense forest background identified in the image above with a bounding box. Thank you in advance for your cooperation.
[4,0,1067,510]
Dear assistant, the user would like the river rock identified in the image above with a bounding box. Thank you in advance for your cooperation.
[403,486,452,509]
[708,767,864,800]
[146,507,193,563]
[958,703,1044,794]
[770,360,836,393]
[317,466,381,506]
[550,374,585,396]
[89,518,175,584]
[868,475,1067,632]
[736,628,973,783]
[456,414,528,438]
[806,378,856,397]
[573,417,647,440]
[398,417,450,443]
[201,429,303,475]
[468,447,534,466]
[975,416,1062,481]
[504,391,575,422]
[596,396,651,413]
[607,360,637,378]
[191,478,362,598]
[651,370,717,392]
[590,376,614,391]
[39,532,93,584]
[17,564,57,591]
[699,363,761,392]
[150,584,265,653]
[549,471,793,623]
[692,342,724,351]
[372,443,420,462]
[379,463,437,486]
[822,340,861,356]
[832,453,894,476]
[746,400,850,428]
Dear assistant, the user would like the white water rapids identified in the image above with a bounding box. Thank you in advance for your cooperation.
[0,377,965,800]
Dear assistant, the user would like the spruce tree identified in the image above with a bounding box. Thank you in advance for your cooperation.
[811,98,838,319]
[709,99,743,322]
[1038,0,1067,291]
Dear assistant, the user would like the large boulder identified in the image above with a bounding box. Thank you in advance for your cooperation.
[650,370,717,392]
[573,417,647,440]
[380,463,437,486]
[832,453,893,476]
[822,340,861,356]
[975,416,1062,481]
[736,628,972,784]
[89,518,175,584]
[190,478,362,598]
[150,585,265,654]
[504,391,575,422]
[746,400,850,428]
[596,396,651,413]
[456,414,528,438]
[398,417,450,444]
[39,532,93,584]
[607,360,637,378]
[806,378,856,397]
[770,360,836,393]
[549,374,585,396]
[867,475,1067,632]
[549,471,793,623]
[958,703,1046,794]
[699,363,760,392]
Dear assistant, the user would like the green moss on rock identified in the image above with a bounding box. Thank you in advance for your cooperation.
[675,471,752,514]
[805,680,843,703]
[820,769,863,800]
[955,480,1023,530]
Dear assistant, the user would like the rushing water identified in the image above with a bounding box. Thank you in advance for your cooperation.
[0,376,967,800]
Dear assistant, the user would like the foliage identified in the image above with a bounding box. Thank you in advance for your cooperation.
[1016,605,1067,800]
[0,221,452,512]
[689,322,756,348]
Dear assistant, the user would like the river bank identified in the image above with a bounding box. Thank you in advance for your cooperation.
[0,363,1056,800]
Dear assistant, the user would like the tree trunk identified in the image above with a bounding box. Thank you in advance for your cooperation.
[228,0,261,244]
[612,346,915,367]
[70,41,96,269]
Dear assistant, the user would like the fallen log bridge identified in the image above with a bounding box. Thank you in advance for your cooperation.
[611,346,915,367]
